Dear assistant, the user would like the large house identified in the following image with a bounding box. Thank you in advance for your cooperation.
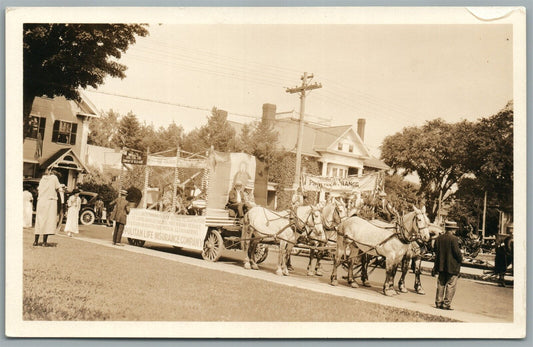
[23,94,99,190]
[230,103,389,207]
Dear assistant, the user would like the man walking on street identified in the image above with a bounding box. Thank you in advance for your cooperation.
[432,220,463,310]
[109,189,130,246]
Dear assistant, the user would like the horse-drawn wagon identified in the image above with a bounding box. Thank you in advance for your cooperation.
[122,149,268,264]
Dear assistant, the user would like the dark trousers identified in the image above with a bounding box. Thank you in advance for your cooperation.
[113,222,125,244]
[227,203,245,218]
[435,272,459,308]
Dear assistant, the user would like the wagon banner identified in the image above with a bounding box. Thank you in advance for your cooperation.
[302,172,381,193]
[122,209,208,250]
[146,155,207,169]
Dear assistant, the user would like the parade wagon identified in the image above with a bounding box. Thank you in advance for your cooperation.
[122,149,269,264]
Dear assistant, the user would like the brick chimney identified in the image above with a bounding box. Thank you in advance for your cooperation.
[357,118,366,142]
[262,103,276,125]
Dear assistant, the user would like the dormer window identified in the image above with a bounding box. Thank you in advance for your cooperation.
[337,143,343,151]
[26,116,46,140]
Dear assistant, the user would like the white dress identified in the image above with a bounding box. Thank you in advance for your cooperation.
[23,190,33,228]
[64,195,81,234]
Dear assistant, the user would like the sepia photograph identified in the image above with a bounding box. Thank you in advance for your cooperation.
[5,6,527,338]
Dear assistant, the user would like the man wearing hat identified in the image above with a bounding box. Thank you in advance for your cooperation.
[109,189,130,246]
[227,180,245,218]
[432,220,463,310]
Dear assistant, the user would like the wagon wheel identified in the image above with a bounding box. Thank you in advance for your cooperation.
[202,229,224,262]
[253,244,269,264]
[127,238,145,247]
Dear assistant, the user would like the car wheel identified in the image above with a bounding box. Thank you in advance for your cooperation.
[80,210,96,225]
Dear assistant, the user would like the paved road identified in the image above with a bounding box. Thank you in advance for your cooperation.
[70,223,513,322]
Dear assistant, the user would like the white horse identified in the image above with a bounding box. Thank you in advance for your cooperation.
[242,205,324,276]
[330,206,431,296]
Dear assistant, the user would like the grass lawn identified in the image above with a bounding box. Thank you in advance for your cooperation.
[23,230,454,322]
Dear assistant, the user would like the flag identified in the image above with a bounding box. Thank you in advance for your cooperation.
[34,132,43,159]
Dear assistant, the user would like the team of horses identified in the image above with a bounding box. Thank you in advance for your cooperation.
[241,198,442,296]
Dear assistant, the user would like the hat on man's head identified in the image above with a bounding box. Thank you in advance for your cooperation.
[119,189,128,196]
[234,180,243,186]
[444,220,459,230]
[72,188,80,194]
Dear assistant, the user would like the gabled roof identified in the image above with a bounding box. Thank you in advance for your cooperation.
[30,94,99,122]
[313,125,352,149]
[40,148,89,173]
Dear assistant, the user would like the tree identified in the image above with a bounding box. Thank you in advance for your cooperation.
[114,112,143,150]
[198,107,237,152]
[251,119,279,166]
[87,109,120,147]
[383,173,421,212]
[23,24,148,137]
[381,119,473,220]
[466,101,513,208]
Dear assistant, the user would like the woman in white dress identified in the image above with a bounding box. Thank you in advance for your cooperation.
[65,189,81,237]
[23,186,34,228]
[34,170,63,246]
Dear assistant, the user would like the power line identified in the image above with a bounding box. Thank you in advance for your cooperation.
[85,89,261,120]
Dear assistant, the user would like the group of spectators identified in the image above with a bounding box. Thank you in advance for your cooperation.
[23,169,133,247]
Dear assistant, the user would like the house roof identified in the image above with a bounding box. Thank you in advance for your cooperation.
[40,148,89,173]
[363,156,390,170]
[313,125,352,149]
[30,94,99,122]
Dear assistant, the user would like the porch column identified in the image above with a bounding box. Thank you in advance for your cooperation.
[357,167,363,177]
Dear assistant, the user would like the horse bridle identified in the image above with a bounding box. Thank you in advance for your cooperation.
[397,211,428,243]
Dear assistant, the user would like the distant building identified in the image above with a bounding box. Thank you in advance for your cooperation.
[260,103,388,178]
[23,94,99,190]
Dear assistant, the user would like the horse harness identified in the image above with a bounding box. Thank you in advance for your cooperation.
[338,212,426,258]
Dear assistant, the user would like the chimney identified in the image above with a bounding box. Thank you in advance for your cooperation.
[216,109,228,121]
[262,103,277,125]
[357,118,366,142]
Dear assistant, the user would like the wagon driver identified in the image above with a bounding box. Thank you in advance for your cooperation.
[227,180,246,218]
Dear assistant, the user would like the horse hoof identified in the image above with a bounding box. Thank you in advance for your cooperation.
[283,269,290,276]
[399,287,408,293]
[276,269,283,276]
[362,281,371,287]
[331,280,338,286]
[244,262,251,270]
[383,289,395,296]
[350,282,359,288]
[251,264,259,270]
[315,270,323,277]
[416,289,426,295]
[307,271,314,276]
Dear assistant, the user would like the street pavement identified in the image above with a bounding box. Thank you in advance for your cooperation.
[53,223,513,323]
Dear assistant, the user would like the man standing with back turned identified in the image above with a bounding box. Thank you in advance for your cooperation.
[432,220,462,310]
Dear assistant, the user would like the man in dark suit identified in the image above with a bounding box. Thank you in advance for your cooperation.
[432,220,463,310]
[109,189,130,246]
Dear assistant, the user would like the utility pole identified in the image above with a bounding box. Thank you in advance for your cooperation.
[286,72,322,189]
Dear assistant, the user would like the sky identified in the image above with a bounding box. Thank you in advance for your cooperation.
[85,23,513,156]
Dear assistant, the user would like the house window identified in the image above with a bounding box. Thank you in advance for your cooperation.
[337,143,343,151]
[26,116,46,140]
[52,121,77,145]
[349,144,354,153]
[332,168,338,177]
